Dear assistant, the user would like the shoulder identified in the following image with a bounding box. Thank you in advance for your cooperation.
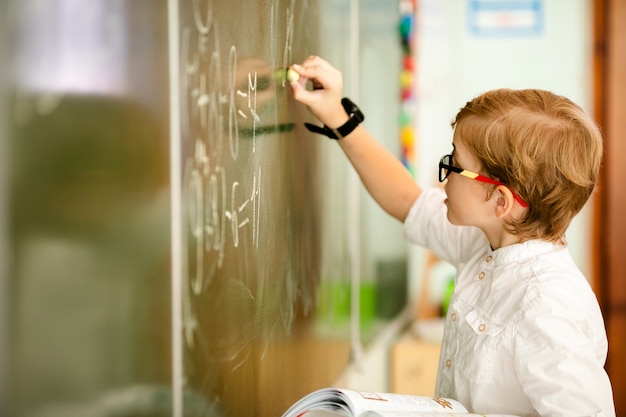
[524,244,597,309]
[488,241,601,325]
[506,243,607,346]
[404,188,486,263]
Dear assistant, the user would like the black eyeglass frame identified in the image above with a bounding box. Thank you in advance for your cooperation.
[438,154,528,208]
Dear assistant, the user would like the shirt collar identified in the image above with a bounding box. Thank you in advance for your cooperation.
[489,240,563,265]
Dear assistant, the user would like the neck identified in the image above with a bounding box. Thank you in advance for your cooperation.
[483,227,523,251]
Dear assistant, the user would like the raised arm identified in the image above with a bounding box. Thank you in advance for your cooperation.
[289,56,421,222]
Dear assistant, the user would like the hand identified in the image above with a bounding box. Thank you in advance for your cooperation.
[289,56,350,128]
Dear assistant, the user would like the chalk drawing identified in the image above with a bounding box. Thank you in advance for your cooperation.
[192,0,213,35]
[227,46,239,159]
[208,48,224,159]
[281,2,295,88]
[178,1,310,400]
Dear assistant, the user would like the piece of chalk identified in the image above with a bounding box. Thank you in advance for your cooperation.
[286,68,300,82]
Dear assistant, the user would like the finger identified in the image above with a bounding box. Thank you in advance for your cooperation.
[290,78,317,107]
[291,62,339,93]
[303,55,334,71]
[290,79,306,99]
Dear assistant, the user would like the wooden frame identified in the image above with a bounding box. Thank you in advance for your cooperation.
[593,0,626,414]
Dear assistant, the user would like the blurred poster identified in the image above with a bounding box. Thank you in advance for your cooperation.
[468,0,543,36]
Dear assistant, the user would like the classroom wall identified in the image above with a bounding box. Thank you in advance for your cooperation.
[411,0,594,299]
[398,0,595,394]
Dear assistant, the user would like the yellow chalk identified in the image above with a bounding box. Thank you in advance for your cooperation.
[286,68,300,82]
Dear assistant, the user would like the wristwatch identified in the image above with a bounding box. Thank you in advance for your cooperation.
[304,97,364,140]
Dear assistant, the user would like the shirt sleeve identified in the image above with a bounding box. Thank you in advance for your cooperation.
[513,279,615,417]
[403,188,486,266]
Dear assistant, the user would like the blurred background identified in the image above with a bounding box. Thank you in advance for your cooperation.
[0,1,624,416]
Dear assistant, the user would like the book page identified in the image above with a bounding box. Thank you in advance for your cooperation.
[298,409,521,417]
[281,389,352,417]
[301,411,345,417]
[339,389,468,415]
[281,388,471,417]
[361,412,520,417]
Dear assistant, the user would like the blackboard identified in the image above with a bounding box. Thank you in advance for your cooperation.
[2,1,369,416]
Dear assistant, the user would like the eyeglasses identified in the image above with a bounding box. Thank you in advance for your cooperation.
[439,154,528,208]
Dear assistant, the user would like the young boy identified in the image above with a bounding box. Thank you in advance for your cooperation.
[289,56,615,417]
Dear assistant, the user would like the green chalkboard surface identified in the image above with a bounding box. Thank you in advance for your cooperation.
[2,1,366,416]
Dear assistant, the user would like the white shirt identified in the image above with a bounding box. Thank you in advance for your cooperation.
[403,188,615,417]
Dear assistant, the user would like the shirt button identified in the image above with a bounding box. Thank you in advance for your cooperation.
[486,255,493,263]
[478,271,486,280]
[478,323,486,332]
[445,358,453,368]
[450,313,457,322]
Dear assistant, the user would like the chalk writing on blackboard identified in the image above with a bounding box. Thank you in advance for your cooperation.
[281,3,295,88]
[192,0,213,35]
[178,2,307,387]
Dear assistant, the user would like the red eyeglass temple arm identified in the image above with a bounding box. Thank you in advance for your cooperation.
[462,171,528,208]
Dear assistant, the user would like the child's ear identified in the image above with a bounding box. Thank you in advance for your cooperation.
[494,185,515,218]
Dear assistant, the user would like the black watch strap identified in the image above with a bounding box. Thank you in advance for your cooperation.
[305,98,364,140]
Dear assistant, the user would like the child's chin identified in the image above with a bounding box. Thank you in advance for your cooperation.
[445,211,456,225]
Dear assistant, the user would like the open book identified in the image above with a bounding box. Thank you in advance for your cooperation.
[280,388,519,417]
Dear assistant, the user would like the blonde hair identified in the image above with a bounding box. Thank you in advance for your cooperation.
[452,88,603,244]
